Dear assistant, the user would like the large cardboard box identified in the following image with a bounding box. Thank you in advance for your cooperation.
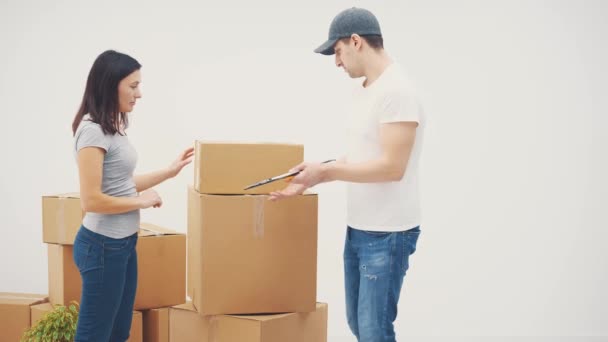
[48,243,81,307]
[169,302,327,342]
[135,223,186,309]
[187,187,317,315]
[48,223,186,310]
[143,308,169,342]
[0,293,47,342]
[30,303,142,342]
[194,141,303,194]
[42,193,83,245]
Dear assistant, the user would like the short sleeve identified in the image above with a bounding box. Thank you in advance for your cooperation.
[378,90,422,124]
[75,123,110,152]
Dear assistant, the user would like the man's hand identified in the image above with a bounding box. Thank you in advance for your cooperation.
[268,183,308,201]
[288,162,330,188]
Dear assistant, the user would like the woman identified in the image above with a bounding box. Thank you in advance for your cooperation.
[71,50,193,341]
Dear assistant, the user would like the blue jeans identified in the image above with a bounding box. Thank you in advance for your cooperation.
[344,226,420,342]
[73,226,138,342]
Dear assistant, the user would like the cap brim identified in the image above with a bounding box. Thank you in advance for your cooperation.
[314,38,338,55]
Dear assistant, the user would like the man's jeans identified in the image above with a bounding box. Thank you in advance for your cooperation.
[344,226,420,342]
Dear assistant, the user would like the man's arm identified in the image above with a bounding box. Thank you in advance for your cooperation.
[323,121,417,183]
[288,121,418,188]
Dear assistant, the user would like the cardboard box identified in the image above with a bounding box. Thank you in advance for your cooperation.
[30,303,142,342]
[42,193,83,245]
[169,302,327,342]
[136,223,186,310]
[188,187,317,315]
[30,302,54,326]
[0,293,47,342]
[194,141,303,194]
[48,243,81,307]
[143,308,169,342]
[130,310,143,342]
[48,223,186,310]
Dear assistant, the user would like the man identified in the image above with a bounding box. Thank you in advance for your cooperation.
[270,7,425,342]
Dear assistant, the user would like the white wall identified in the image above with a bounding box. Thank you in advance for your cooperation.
[1,0,606,340]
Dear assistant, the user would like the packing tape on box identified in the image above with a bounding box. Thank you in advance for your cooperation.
[194,145,201,190]
[253,196,265,239]
[56,197,67,242]
[208,316,219,342]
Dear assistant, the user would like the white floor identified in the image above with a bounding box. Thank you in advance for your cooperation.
[328,336,608,342]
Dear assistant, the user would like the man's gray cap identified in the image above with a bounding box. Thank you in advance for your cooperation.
[314,7,382,56]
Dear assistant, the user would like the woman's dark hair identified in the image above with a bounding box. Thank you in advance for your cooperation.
[72,50,141,136]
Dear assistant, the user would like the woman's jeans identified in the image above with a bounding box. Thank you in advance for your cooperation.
[73,226,138,342]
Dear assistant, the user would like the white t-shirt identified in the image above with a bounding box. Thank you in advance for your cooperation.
[345,63,425,232]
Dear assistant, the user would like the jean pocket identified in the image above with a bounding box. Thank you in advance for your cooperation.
[364,231,391,236]
[406,229,420,252]
[73,238,92,272]
[103,237,130,251]
[402,230,420,272]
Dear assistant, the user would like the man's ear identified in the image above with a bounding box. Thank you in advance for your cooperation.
[351,34,363,50]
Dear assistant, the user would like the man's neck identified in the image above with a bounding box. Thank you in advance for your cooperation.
[362,50,392,88]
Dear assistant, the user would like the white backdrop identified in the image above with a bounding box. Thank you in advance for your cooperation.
[1,0,606,340]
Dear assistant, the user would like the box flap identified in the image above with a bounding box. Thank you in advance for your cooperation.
[31,302,53,310]
[227,303,326,322]
[43,193,80,199]
[171,301,197,313]
[227,312,292,322]
[196,140,301,147]
[0,293,48,306]
[139,223,183,237]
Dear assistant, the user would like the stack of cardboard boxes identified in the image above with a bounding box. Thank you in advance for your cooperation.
[174,141,328,341]
[37,195,187,342]
[0,141,327,341]
[0,293,48,342]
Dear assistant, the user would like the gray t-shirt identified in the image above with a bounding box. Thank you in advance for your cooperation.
[74,116,140,238]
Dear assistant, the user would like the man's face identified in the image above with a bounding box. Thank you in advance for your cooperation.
[334,38,363,78]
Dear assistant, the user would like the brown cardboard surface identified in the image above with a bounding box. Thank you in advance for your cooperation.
[48,244,81,307]
[169,302,216,342]
[0,293,47,342]
[48,223,186,310]
[41,195,182,246]
[168,302,328,342]
[187,187,317,315]
[143,308,169,342]
[30,302,53,326]
[134,226,186,310]
[130,310,143,342]
[193,141,303,194]
[42,193,83,245]
[257,303,328,342]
